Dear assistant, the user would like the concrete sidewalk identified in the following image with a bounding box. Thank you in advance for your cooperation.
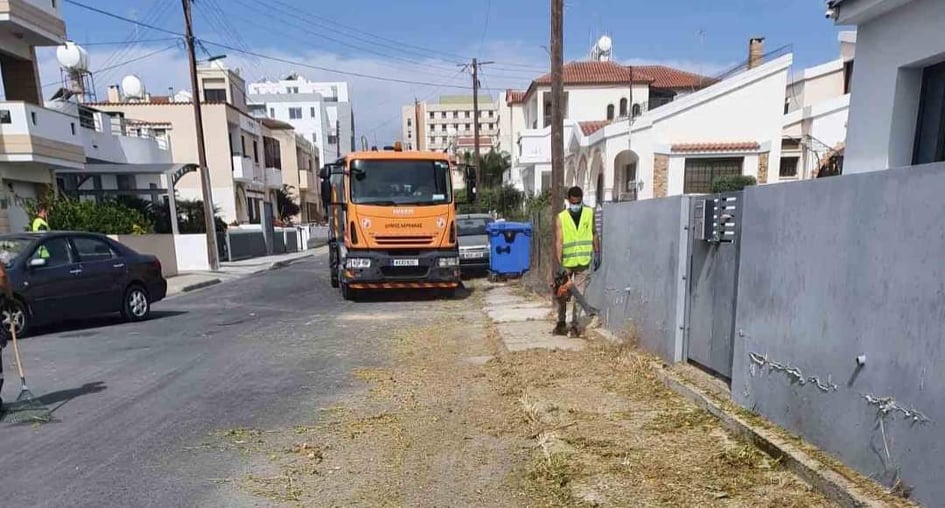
[482,284,588,352]
[166,248,322,296]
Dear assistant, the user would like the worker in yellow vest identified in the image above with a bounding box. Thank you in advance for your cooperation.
[31,205,50,233]
[554,186,600,337]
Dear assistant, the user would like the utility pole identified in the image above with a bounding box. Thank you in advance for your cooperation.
[627,65,633,201]
[414,97,422,150]
[550,0,564,215]
[182,0,220,271]
[335,119,340,158]
[461,58,493,194]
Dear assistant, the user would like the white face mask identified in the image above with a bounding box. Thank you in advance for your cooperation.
[569,203,583,213]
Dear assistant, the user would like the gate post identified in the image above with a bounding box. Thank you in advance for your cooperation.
[673,195,692,363]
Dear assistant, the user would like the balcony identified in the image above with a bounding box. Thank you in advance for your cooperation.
[0,101,85,170]
[1,0,66,46]
[232,155,256,182]
[298,169,314,190]
[265,167,283,188]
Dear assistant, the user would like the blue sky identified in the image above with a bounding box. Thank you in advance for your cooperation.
[45,0,846,143]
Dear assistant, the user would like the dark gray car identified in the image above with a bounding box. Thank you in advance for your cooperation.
[457,213,494,274]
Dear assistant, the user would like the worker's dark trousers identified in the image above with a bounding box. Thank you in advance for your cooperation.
[0,345,5,408]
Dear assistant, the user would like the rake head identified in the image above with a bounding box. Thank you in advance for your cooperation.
[4,387,51,424]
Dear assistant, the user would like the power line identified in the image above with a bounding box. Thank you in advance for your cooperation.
[96,0,174,76]
[63,0,183,36]
[42,43,182,91]
[74,37,180,46]
[478,0,492,57]
[199,40,502,90]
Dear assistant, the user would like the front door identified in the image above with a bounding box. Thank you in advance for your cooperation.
[70,236,126,314]
[23,237,85,320]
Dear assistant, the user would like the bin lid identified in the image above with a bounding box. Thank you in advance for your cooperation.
[487,221,533,234]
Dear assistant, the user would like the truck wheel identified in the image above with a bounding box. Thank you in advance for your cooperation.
[330,270,339,288]
[341,282,357,301]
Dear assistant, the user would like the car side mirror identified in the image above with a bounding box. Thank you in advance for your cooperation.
[29,258,47,268]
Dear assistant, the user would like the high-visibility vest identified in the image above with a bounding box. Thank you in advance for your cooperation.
[559,206,594,268]
[31,217,49,232]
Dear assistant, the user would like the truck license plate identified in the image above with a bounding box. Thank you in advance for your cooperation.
[461,251,484,259]
[392,259,419,267]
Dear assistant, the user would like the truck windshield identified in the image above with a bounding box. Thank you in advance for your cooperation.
[349,159,452,205]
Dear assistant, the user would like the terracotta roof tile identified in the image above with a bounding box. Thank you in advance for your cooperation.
[579,120,610,136]
[633,65,714,89]
[533,61,654,86]
[505,89,526,105]
[671,141,760,153]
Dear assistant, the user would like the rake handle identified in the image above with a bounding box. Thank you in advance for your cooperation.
[8,320,26,381]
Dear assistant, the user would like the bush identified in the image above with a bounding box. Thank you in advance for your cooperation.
[45,198,154,235]
[459,184,526,220]
[711,175,757,193]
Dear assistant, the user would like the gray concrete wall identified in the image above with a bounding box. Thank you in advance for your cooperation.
[732,163,945,505]
[587,196,689,362]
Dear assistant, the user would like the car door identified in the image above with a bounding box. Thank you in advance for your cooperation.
[70,235,127,314]
[22,237,85,320]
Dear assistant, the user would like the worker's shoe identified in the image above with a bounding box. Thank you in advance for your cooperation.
[552,322,568,336]
[568,324,581,338]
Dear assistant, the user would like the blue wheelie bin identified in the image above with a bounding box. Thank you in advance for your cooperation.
[486,221,532,279]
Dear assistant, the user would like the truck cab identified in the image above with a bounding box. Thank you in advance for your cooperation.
[322,149,460,299]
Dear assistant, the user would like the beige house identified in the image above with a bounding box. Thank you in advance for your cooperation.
[93,63,289,226]
[260,118,320,224]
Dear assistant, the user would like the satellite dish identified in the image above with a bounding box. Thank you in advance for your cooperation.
[597,35,612,53]
[56,41,89,72]
[121,74,146,99]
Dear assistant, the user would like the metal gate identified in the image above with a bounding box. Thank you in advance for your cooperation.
[686,193,743,380]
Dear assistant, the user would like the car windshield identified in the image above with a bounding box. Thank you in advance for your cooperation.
[0,238,33,266]
[349,159,452,205]
[458,217,493,236]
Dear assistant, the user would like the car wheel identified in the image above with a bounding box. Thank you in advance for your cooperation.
[2,299,30,338]
[121,285,151,322]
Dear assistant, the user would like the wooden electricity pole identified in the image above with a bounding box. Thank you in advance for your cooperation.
[182,0,220,271]
[463,58,493,195]
[550,0,564,216]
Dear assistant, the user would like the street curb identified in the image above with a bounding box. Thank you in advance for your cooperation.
[586,328,897,508]
[268,253,314,271]
[180,279,222,293]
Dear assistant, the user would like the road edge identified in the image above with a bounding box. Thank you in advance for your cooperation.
[587,327,898,508]
[180,279,222,293]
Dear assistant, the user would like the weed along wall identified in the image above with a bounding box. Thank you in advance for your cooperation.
[589,162,945,504]
[586,196,690,363]
[731,163,945,505]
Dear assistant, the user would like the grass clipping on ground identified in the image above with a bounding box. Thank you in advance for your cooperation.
[211,295,833,507]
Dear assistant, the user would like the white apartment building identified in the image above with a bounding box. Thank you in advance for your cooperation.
[827,0,945,173]
[0,1,175,232]
[400,95,500,154]
[780,31,855,181]
[247,75,354,162]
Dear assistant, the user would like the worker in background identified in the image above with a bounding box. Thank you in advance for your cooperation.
[554,186,601,337]
[31,205,50,232]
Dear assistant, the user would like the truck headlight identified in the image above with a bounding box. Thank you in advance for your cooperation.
[438,257,460,267]
[346,258,372,269]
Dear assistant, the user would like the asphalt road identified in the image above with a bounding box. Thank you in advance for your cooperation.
[0,253,405,507]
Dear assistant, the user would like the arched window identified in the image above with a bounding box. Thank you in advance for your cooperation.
[606,104,615,120]
[632,103,642,118]
[619,98,628,117]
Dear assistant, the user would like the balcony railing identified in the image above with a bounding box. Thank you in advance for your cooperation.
[232,155,256,182]
[265,167,283,188]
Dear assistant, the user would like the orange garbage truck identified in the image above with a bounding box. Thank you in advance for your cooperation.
[320,146,461,300]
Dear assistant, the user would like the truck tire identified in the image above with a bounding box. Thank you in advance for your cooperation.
[341,282,357,301]
[330,270,339,288]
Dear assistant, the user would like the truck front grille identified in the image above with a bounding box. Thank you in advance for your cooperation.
[375,235,435,246]
[380,266,430,278]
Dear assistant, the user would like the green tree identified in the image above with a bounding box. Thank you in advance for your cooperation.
[479,149,511,189]
[276,185,301,224]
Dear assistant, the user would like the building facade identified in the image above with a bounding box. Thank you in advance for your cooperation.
[0,1,177,232]
[93,63,287,226]
[507,39,791,205]
[828,0,945,173]
[247,76,354,162]
[400,95,500,154]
